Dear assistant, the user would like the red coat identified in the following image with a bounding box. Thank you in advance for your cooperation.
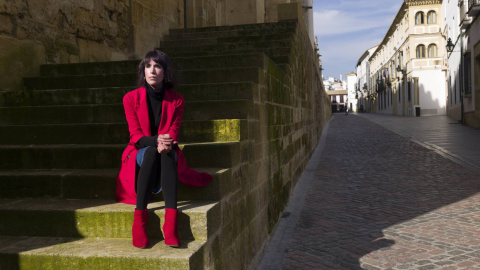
[116,86,213,205]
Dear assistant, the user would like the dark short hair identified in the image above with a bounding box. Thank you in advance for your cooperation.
[137,50,177,89]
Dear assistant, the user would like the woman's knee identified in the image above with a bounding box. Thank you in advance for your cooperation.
[143,146,160,162]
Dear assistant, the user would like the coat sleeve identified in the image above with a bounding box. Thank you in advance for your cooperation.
[167,95,185,142]
[123,92,144,145]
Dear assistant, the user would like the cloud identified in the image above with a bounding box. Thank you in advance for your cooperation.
[315,0,402,12]
[319,34,383,77]
[314,9,393,36]
[312,0,403,78]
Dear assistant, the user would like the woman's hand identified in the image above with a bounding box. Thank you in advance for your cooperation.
[157,134,176,154]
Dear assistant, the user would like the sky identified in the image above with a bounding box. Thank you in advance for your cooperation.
[313,0,404,80]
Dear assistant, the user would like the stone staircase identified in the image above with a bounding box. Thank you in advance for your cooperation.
[0,21,300,269]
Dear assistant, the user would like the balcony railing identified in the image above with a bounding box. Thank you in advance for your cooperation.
[469,0,480,8]
[468,0,480,17]
[461,1,471,25]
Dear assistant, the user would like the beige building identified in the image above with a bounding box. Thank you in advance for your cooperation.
[327,90,348,113]
[368,0,446,116]
[0,0,314,92]
[445,0,480,129]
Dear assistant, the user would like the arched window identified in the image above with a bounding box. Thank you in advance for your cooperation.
[415,12,424,24]
[428,44,437,57]
[427,11,436,24]
[416,45,426,58]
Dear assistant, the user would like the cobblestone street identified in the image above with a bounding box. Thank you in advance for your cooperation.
[259,114,480,269]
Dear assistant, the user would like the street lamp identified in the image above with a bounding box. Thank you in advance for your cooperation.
[376,77,382,92]
[446,38,455,53]
[445,35,464,125]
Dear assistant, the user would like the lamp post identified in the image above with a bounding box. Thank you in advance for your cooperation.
[446,33,464,125]
[376,77,382,111]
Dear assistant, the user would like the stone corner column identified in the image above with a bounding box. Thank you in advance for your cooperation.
[277,2,302,22]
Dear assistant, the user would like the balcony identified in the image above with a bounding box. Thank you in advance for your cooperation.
[468,0,480,17]
[461,1,473,29]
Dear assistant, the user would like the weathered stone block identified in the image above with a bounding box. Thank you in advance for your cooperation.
[0,36,45,91]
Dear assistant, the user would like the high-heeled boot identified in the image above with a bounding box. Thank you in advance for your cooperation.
[132,208,150,248]
[163,208,181,247]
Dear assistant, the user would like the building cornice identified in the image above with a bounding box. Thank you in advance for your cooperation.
[405,0,442,6]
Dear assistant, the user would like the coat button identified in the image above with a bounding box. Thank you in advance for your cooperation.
[127,155,130,159]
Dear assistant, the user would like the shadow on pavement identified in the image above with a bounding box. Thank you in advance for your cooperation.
[282,115,480,269]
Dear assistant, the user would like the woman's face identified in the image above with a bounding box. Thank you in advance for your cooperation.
[144,59,164,89]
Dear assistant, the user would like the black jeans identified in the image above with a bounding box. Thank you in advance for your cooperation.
[135,146,178,210]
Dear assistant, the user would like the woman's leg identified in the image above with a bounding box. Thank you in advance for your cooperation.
[160,151,178,209]
[136,146,161,210]
[161,150,180,247]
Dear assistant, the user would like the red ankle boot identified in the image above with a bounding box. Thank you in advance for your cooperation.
[163,208,181,247]
[132,208,150,248]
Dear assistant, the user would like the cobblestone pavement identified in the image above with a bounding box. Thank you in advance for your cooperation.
[358,114,480,172]
[279,115,480,270]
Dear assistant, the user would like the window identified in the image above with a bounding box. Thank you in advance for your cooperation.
[415,12,424,24]
[340,95,344,103]
[416,45,426,58]
[464,52,472,95]
[408,80,411,101]
[331,95,336,102]
[449,76,452,105]
[399,82,401,102]
[427,11,436,24]
[397,51,403,70]
[428,44,437,58]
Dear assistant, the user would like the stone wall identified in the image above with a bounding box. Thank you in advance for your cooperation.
[222,16,331,270]
[0,0,315,91]
[0,0,186,91]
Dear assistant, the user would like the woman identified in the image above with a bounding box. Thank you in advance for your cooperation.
[116,50,212,249]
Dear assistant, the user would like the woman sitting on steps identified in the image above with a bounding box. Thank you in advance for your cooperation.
[116,50,212,248]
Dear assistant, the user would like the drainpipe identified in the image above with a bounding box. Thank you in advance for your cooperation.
[460,29,464,125]
[184,0,187,28]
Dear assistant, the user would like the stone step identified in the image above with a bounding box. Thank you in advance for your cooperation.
[0,86,132,107]
[160,33,293,48]
[168,21,295,34]
[24,73,137,91]
[0,142,239,170]
[171,53,267,71]
[161,40,293,56]
[23,67,262,91]
[178,67,262,85]
[0,103,125,125]
[0,99,250,125]
[0,82,257,107]
[37,53,268,78]
[40,60,139,77]
[0,236,206,270]
[165,47,291,60]
[0,119,244,145]
[0,167,229,201]
[0,199,219,241]
[164,25,296,41]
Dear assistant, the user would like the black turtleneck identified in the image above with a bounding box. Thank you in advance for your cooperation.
[135,83,164,149]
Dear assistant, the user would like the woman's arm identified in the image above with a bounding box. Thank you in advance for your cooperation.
[135,135,159,148]
[123,93,146,145]
[157,94,184,154]
[166,95,185,142]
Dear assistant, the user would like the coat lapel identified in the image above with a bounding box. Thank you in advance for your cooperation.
[158,89,172,135]
[137,87,151,137]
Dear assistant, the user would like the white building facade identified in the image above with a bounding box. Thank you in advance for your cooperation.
[346,72,358,112]
[445,0,480,129]
[356,46,378,113]
[368,0,447,117]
